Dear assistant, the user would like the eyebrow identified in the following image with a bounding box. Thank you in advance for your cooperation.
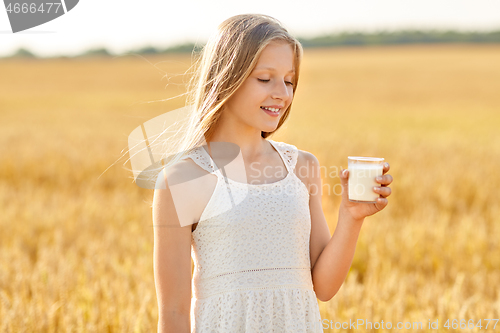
[253,66,295,74]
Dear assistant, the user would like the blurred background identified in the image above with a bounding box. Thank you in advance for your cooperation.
[1,1,499,332]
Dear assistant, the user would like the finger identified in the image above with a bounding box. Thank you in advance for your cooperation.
[375,197,388,209]
[340,168,349,200]
[376,174,393,186]
[373,186,391,197]
[382,162,390,174]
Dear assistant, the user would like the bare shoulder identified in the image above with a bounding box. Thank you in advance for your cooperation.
[164,157,207,179]
[156,155,218,228]
[156,156,213,190]
[295,149,321,191]
[297,149,320,164]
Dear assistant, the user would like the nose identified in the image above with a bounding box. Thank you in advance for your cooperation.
[271,79,292,102]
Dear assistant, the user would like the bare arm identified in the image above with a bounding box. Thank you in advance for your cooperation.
[307,154,392,302]
[152,167,193,333]
[299,151,362,302]
[311,206,364,302]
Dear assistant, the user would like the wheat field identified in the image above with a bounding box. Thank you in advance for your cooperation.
[1,44,499,332]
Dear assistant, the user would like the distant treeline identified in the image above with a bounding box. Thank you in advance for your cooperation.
[299,29,500,47]
[4,29,500,59]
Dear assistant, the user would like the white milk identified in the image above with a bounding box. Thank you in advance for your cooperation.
[348,164,383,202]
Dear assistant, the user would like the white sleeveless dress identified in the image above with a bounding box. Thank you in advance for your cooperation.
[185,139,323,333]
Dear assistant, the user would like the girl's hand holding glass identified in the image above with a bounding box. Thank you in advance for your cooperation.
[339,162,393,222]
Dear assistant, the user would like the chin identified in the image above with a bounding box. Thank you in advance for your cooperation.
[261,121,280,131]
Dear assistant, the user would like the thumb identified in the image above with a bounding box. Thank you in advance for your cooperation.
[340,168,349,200]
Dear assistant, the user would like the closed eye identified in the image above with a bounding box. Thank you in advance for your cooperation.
[258,78,294,86]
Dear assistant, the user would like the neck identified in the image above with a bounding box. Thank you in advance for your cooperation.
[207,117,272,162]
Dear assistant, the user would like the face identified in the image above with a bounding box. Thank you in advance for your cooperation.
[222,41,296,134]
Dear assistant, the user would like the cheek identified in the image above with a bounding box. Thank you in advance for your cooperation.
[241,84,268,106]
[228,80,275,111]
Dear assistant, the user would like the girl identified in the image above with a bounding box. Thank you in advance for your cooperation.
[152,14,393,333]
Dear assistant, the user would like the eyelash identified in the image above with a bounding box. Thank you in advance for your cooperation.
[258,78,294,86]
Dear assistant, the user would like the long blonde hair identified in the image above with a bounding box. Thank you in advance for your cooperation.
[130,14,303,189]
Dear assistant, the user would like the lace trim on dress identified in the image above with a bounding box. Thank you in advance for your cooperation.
[268,139,299,172]
[193,267,314,299]
[205,266,311,280]
[186,146,220,176]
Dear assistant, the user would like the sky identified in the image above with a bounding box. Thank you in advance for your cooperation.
[1,0,500,58]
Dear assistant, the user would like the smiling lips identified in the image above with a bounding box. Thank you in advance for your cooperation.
[261,105,283,116]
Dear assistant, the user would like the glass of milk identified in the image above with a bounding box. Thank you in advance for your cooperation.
[347,156,385,203]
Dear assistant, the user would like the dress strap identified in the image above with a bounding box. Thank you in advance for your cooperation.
[183,146,224,179]
[268,139,299,173]
[184,145,238,211]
